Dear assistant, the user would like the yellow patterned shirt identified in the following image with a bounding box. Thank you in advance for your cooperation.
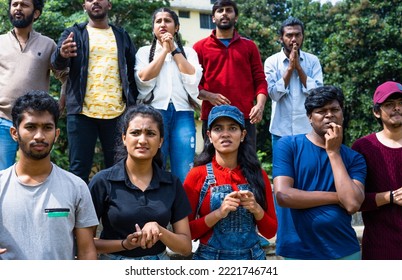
[82,26,125,119]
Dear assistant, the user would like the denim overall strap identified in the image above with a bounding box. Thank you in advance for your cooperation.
[195,162,216,219]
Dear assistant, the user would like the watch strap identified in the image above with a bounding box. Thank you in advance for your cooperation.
[171,48,181,56]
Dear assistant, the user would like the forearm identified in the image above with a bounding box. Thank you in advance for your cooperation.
[255,93,267,110]
[173,54,195,75]
[282,67,293,88]
[51,48,69,70]
[198,89,214,101]
[52,31,71,70]
[94,238,132,254]
[158,226,191,256]
[295,65,307,88]
[204,208,224,228]
[138,51,167,81]
[276,188,339,209]
[375,190,393,207]
[328,152,364,213]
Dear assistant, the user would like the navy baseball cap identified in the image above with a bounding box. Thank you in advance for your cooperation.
[207,105,245,129]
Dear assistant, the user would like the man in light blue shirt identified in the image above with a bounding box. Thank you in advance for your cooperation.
[264,17,323,259]
[265,17,323,150]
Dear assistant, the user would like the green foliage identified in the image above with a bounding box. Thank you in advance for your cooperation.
[257,150,272,179]
[320,0,402,144]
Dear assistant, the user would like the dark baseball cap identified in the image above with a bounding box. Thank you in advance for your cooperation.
[373,81,402,104]
[207,105,245,129]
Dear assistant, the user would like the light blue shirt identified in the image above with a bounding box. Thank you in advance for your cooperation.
[264,48,323,136]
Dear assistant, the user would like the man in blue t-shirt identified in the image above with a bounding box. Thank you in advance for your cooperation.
[273,85,366,259]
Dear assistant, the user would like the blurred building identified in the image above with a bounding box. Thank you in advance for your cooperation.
[169,0,216,46]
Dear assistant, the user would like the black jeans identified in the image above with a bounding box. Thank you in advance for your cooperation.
[67,114,120,183]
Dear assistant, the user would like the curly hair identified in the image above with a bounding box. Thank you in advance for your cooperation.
[304,85,344,116]
[11,90,59,129]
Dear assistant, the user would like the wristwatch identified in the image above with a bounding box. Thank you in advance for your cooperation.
[171,48,182,56]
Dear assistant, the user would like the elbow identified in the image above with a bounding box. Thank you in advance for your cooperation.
[177,241,192,257]
[342,199,363,215]
[275,191,289,207]
[344,204,360,215]
[341,193,365,214]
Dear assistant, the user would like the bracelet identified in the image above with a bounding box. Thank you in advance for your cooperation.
[121,239,129,251]
[390,191,394,205]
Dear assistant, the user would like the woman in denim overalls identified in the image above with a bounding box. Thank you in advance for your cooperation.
[183,105,278,260]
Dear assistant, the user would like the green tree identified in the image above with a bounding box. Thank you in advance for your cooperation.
[320,0,402,144]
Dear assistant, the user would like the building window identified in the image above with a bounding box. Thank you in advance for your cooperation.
[178,10,190,18]
[200,13,215,29]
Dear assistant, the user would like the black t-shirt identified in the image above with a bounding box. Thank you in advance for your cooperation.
[89,159,191,257]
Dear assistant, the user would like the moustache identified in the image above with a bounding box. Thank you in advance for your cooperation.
[30,142,49,147]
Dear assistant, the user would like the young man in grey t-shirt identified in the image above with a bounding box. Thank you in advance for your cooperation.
[0,90,98,260]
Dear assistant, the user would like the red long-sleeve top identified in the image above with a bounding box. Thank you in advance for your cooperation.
[193,30,268,120]
[183,157,277,245]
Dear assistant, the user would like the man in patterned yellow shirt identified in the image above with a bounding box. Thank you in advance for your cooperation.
[51,0,138,183]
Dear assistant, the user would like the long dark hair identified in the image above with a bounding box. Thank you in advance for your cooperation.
[114,105,164,168]
[143,8,199,110]
[194,124,268,211]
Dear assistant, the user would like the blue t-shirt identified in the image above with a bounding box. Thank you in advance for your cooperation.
[273,134,366,259]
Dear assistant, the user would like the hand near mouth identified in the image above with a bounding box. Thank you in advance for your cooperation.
[325,122,343,153]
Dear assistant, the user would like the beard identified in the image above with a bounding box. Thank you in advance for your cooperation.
[9,10,35,28]
[282,41,303,55]
[17,136,55,161]
[87,10,108,21]
[215,17,236,30]
[390,115,402,128]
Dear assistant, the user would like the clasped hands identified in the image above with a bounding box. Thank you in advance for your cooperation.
[123,222,162,250]
[160,32,175,53]
[216,190,262,219]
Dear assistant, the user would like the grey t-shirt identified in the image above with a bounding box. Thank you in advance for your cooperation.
[0,163,98,260]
